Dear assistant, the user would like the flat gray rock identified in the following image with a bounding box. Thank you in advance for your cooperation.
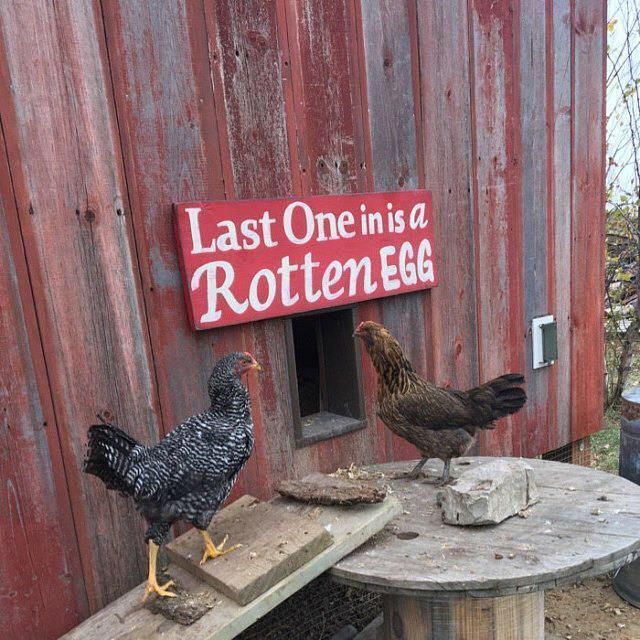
[438,459,539,526]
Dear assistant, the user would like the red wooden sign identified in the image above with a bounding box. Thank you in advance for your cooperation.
[174,190,437,329]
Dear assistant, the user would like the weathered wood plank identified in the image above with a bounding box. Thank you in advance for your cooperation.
[62,496,402,640]
[469,0,525,457]
[0,0,160,610]
[0,126,88,638]
[206,1,292,201]
[415,0,479,396]
[167,496,333,605]
[551,0,573,449]
[571,0,606,440]
[204,0,297,494]
[358,0,424,462]
[285,0,366,197]
[284,0,379,473]
[102,1,258,508]
[101,2,230,413]
[383,591,544,640]
[332,458,640,597]
[358,0,418,192]
[520,1,551,456]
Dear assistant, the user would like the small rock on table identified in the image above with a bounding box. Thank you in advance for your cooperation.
[438,459,539,526]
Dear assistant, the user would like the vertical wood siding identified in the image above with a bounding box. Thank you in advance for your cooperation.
[0,1,606,635]
[520,1,551,457]
[552,0,574,450]
[0,0,160,611]
[571,0,606,440]
[547,0,576,449]
[359,0,424,462]
[0,125,88,638]
[416,0,479,395]
[207,0,297,494]
[470,0,525,457]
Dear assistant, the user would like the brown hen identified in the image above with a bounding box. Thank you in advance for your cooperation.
[354,321,527,483]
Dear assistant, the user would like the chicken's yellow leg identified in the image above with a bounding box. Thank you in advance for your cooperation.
[199,530,242,565]
[142,541,176,602]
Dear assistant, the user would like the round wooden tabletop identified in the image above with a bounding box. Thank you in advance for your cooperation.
[331,457,640,598]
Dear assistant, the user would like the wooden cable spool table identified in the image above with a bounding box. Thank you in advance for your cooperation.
[331,458,640,639]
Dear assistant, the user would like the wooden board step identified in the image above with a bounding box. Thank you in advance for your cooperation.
[166,495,333,605]
[61,492,401,640]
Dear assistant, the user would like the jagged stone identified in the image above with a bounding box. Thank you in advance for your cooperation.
[438,459,539,526]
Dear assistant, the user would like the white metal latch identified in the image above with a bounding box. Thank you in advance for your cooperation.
[532,315,557,369]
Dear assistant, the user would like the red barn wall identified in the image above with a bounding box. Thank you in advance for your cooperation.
[0,0,605,636]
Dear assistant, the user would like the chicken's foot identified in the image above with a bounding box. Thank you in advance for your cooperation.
[388,457,429,480]
[407,457,429,479]
[142,541,176,602]
[200,530,242,565]
[422,459,452,485]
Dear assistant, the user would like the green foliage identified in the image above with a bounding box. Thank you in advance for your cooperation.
[590,409,621,473]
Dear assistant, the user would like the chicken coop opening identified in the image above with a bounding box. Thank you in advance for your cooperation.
[286,307,365,446]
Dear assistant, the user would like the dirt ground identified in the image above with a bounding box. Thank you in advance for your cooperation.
[545,574,640,640]
[544,411,639,640]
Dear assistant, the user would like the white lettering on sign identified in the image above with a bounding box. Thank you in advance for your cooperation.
[175,191,437,329]
[191,262,248,322]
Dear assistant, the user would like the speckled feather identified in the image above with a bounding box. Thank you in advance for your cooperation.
[84,352,255,545]
[355,322,526,464]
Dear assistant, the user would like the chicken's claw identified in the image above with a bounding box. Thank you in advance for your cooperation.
[200,531,242,565]
[142,541,177,602]
[142,578,176,602]
[425,478,452,487]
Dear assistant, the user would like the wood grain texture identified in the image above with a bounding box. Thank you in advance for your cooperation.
[284,0,380,475]
[520,1,551,456]
[469,0,525,457]
[358,0,423,462]
[101,0,231,429]
[415,0,479,395]
[0,0,160,610]
[382,591,544,640]
[285,0,366,197]
[551,0,573,449]
[332,458,640,597]
[0,128,88,638]
[102,0,261,513]
[205,0,296,495]
[62,496,402,640]
[571,0,606,440]
[167,495,333,605]
[277,471,387,505]
[358,0,418,192]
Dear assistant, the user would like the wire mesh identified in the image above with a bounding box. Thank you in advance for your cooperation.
[236,574,381,640]
[541,437,591,466]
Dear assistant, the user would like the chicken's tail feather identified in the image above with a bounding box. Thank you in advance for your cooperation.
[83,422,141,495]
[470,373,527,426]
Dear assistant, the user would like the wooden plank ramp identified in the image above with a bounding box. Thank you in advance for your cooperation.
[166,496,333,606]
[61,494,401,640]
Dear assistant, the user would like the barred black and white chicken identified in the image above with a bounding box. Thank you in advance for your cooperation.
[83,351,260,600]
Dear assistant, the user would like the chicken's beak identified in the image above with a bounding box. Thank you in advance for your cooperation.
[251,360,262,372]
